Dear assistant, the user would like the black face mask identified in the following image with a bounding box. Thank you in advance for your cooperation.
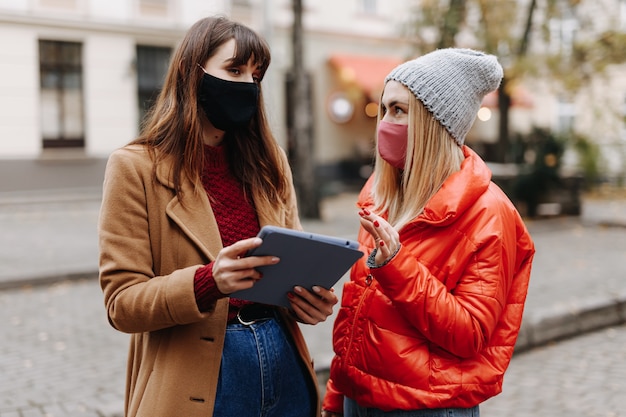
[197,72,259,131]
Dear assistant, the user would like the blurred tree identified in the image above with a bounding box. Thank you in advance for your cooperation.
[436,0,467,48]
[406,0,626,163]
[289,0,320,218]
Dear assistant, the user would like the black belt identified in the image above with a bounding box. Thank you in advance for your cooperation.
[231,304,278,325]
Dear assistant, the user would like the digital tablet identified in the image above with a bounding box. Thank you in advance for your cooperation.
[231,225,363,307]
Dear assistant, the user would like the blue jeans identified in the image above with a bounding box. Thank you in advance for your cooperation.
[344,398,479,417]
[213,317,315,417]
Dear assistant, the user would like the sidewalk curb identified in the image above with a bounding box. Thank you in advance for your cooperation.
[0,187,102,206]
[515,294,626,354]
[3,269,624,364]
[0,270,98,291]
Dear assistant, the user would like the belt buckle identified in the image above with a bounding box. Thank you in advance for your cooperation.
[236,308,257,326]
[236,305,275,325]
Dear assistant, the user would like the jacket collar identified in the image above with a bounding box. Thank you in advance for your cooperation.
[420,146,491,225]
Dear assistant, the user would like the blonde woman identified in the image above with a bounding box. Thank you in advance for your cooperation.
[322,49,535,417]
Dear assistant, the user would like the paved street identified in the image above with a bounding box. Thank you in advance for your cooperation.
[2,279,625,417]
[480,324,626,416]
[0,280,126,417]
[1,191,625,416]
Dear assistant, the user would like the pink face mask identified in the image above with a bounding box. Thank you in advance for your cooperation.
[377,120,408,169]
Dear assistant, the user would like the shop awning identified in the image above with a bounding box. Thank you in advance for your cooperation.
[328,54,404,99]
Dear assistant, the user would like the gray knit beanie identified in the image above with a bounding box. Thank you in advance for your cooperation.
[385,48,503,146]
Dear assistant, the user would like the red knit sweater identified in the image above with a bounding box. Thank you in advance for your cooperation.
[193,144,260,319]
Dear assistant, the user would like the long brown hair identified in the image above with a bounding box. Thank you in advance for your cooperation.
[131,16,289,210]
[372,93,465,231]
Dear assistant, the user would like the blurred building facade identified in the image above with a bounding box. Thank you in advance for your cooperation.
[0,0,624,190]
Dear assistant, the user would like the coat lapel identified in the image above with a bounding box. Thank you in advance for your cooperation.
[156,158,223,261]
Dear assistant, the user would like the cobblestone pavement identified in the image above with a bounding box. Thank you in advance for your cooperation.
[1,192,626,416]
[0,280,126,417]
[2,279,626,417]
[480,324,626,417]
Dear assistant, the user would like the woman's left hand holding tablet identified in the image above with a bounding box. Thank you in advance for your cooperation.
[288,285,339,325]
[212,237,280,295]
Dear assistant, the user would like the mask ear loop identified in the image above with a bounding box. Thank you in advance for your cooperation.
[197,63,208,73]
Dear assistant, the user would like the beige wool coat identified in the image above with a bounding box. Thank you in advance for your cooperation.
[98,145,320,417]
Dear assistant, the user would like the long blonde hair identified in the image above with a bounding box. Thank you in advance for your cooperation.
[372,94,465,231]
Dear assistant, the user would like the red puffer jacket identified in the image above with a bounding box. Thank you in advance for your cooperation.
[323,146,535,413]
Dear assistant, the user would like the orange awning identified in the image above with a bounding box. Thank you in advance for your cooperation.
[328,54,404,99]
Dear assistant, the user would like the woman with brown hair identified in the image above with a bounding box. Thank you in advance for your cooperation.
[98,16,336,417]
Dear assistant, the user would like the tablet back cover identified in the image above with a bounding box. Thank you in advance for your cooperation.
[232,227,363,307]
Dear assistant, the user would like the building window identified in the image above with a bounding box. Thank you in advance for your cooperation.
[557,97,575,134]
[136,45,172,127]
[549,18,577,56]
[621,93,626,141]
[139,0,168,17]
[359,0,377,15]
[39,40,84,149]
[548,2,577,57]
[38,0,78,9]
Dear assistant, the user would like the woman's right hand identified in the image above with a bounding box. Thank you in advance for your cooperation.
[212,237,280,294]
[358,209,400,266]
